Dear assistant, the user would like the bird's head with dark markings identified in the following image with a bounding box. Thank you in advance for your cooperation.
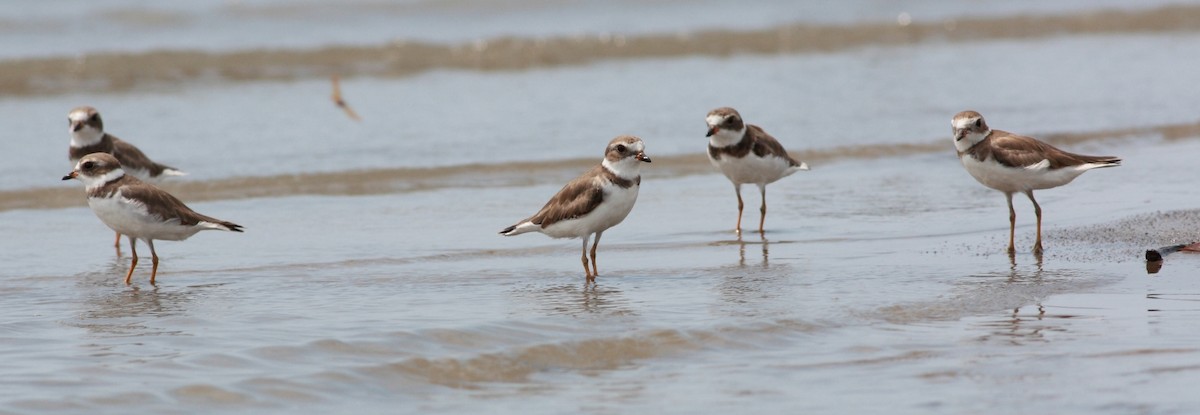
[602,135,650,179]
[951,110,990,152]
[705,107,747,146]
[63,152,125,190]
[68,106,105,144]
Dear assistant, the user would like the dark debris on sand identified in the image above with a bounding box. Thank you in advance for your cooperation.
[1047,209,1200,263]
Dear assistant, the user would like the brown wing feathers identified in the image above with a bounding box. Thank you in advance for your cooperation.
[747,125,803,167]
[111,135,180,176]
[526,166,607,228]
[709,124,801,167]
[983,130,1121,169]
[91,176,243,232]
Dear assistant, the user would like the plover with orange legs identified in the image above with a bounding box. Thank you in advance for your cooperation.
[500,136,650,282]
[705,107,809,235]
[68,106,186,253]
[63,153,242,285]
[952,110,1121,254]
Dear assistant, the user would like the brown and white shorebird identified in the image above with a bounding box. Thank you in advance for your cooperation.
[68,106,186,252]
[952,110,1121,254]
[331,74,362,121]
[705,107,809,234]
[499,136,651,281]
[63,153,243,284]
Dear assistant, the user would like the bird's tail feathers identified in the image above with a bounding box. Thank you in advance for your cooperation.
[499,221,538,236]
[200,220,243,233]
[1083,157,1121,170]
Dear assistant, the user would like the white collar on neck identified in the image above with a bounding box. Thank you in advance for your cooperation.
[70,131,105,148]
[83,168,126,191]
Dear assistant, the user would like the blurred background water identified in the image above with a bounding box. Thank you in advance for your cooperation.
[3,1,1200,414]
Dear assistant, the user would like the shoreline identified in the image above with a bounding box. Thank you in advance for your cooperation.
[4,5,1200,96]
[11,119,1196,212]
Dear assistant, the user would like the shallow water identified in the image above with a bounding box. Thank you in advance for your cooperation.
[6,31,1200,192]
[1,0,1191,59]
[4,1,1200,414]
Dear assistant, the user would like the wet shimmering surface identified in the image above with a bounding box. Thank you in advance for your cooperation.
[1,0,1191,58]
[6,32,1200,191]
[4,1,1200,414]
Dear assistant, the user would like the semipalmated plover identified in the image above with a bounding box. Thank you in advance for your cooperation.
[68,106,184,180]
[69,106,186,252]
[952,110,1121,254]
[705,107,809,234]
[331,75,361,121]
[63,153,243,285]
[499,136,651,282]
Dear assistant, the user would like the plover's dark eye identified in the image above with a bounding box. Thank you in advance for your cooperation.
[81,161,95,170]
[616,144,626,153]
[974,119,982,128]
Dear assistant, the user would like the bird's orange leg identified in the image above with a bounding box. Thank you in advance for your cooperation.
[758,184,767,234]
[581,237,593,281]
[1025,190,1043,254]
[148,240,159,285]
[113,232,123,257]
[124,237,138,285]
[1005,192,1016,255]
[590,232,602,278]
[734,185,744,234]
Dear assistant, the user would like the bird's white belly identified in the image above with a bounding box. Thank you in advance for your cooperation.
[710,153,795,185]
[88,195,200,241]
[541,184,639,238]
[960,156,1087,193]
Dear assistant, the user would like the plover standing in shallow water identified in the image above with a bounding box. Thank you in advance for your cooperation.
[951,110,1121,254]
[500,136,651,282]
[68,106,186,252]
[705,107,809,235]
[63,153,242,285]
